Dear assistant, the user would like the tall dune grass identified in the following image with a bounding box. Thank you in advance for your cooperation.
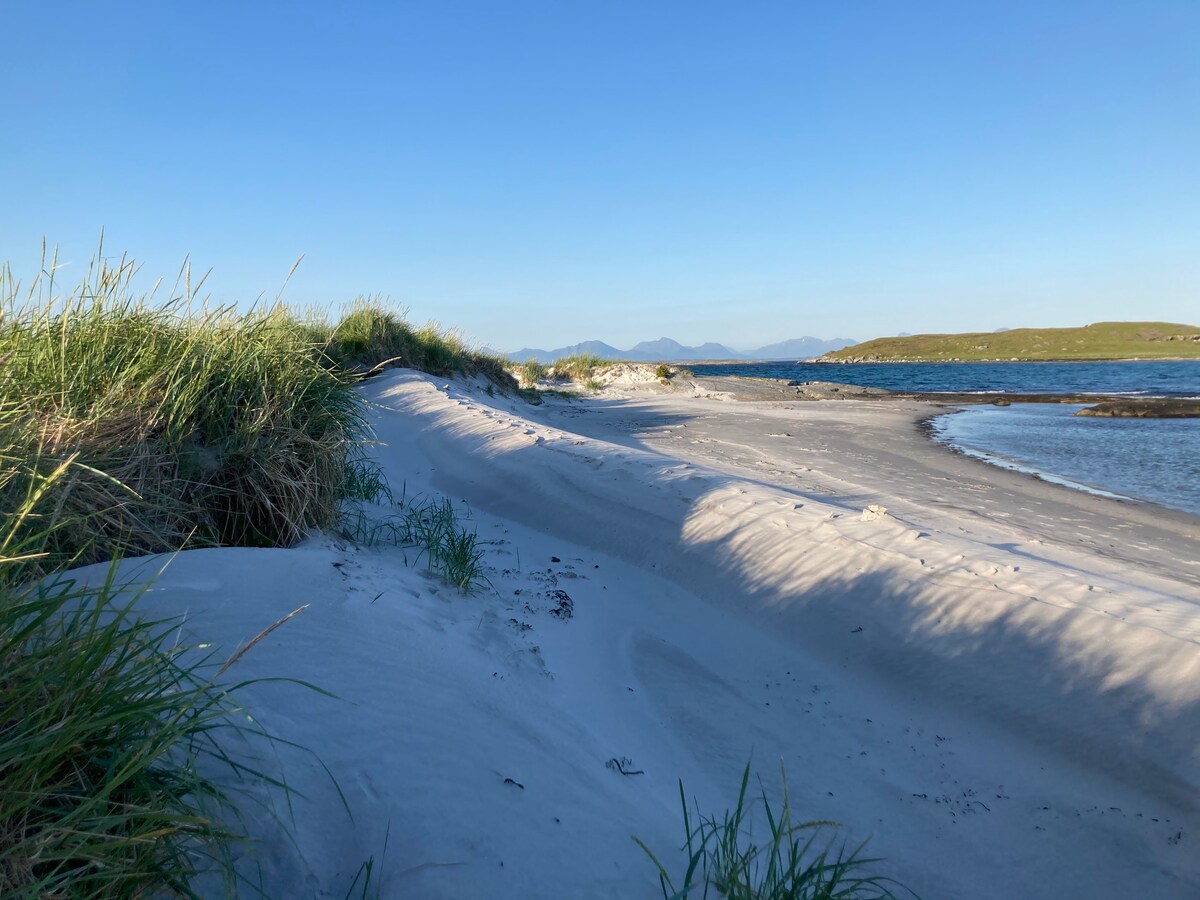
[0,572,259,897]
[0,243,515,896]
[550,353,611,381]
[0,408,278,897]
[0,248,384,571]
[517,358,549,388]
[320,298,514,384]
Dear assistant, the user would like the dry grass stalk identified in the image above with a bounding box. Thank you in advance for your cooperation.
[218,604,310,675]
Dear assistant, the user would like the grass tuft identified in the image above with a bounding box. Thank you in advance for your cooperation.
[340,492,487,593]
[319,298,516,387]
[0,436,283,897]
[550,353,611,381]
[517,358,549,388]
[0,245,382,571]
[343,823,390,900]
[0,243,422,897]
[635,761,915,900]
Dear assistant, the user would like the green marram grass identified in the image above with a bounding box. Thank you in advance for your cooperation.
[822,321,1200,362]
[1,243,918,897]
[0,569,276,898]
[0,246,516,574]
[550,353,613,381]
[517,358,549,388]
[636,762,914,900]
[319,298,514,384]
[0,416,289,897]
[0,243,508,897]
[0,247,387,571]
[340,492,487,593]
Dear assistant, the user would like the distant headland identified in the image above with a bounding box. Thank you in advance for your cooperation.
[820,321,1200,363]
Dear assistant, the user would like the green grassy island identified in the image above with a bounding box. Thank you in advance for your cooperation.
[821,321,1200,362]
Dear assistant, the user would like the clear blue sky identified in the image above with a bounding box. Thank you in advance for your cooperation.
[2,1,1196,351]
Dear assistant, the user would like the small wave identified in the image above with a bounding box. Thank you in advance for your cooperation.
[931,427,1134,502]
[927,405,1200,516]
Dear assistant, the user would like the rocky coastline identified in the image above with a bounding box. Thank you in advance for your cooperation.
[1075,398,1200,418]
[690,376,1200,417]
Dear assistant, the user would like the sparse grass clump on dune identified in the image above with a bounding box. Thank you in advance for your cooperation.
[637,762,913,900]
[0,574,257,897]
[319,300,415,374]
[340,491,487,593]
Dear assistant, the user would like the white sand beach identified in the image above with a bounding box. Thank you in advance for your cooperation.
[87,370,1200,898]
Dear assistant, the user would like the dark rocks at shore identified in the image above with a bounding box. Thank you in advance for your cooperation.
[692,376,894,401]
[887,391,1117,405]
[691,375,1200,412]
[1075,399,1200,418]
[786,380,894,400]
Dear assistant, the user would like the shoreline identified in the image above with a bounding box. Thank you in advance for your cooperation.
[924,404,1200,517]
[681,372,1200,518]
[416,372,1200,895]
[639,356,1200,366]
[537,375,1200,583]
[919,409,1139,503]
[817,356,1200,364]
[688,372,1200,407]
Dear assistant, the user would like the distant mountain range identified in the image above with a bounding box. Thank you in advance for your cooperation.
[508,335,857,364]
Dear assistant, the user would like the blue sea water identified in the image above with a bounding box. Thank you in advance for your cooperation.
[931,404,1200,515]
[690,361,1200,516]
[691,360,1200,397]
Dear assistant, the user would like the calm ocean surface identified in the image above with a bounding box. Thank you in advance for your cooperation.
[691,360,1200,397]
[691,361,1200,516]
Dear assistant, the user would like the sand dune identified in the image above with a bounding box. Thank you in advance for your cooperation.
[81,369,1200,898]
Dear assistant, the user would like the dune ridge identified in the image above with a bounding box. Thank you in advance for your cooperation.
[76,369,1200,898]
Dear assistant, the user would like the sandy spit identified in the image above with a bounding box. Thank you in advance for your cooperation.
[76,370,1199,898]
